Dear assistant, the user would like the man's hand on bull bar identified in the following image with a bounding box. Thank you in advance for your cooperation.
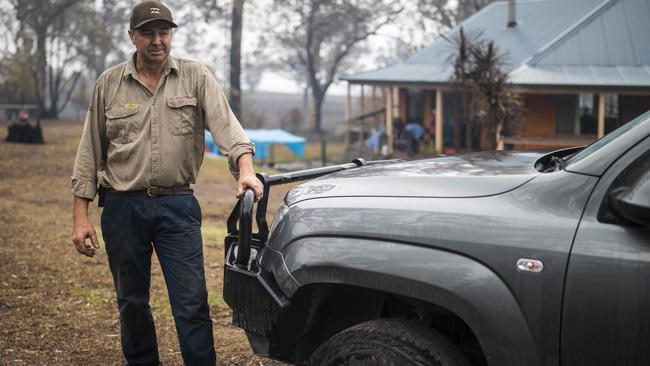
[237,173,264,201]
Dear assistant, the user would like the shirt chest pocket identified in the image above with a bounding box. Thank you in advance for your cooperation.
[167,96,198,135]
[105,106,139,144]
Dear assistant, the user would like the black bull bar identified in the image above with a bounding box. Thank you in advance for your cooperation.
[222,158,399,334]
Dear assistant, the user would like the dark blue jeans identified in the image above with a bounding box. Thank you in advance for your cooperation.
[101,193,216,366]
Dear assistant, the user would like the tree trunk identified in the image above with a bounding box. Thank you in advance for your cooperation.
[229,0,244,120]
[310,88,328,165]
[35,28,49,117]
[479,112,499,150]
[48,65,59,119]
[302,85,309,131]
[465,110,473,152]
[311,88,324,133]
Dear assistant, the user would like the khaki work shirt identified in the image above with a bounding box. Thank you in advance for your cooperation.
[71,54,254,200]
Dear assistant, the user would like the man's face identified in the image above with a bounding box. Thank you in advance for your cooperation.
[129,20,172,64]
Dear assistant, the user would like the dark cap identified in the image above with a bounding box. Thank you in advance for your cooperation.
[130,1,178,30]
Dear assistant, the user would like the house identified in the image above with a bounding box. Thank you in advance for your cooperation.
[341,0,650,154]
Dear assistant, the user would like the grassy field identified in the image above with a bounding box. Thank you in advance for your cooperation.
[0,121,292,365]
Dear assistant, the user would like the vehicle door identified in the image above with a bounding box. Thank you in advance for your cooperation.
[562,137,650,365]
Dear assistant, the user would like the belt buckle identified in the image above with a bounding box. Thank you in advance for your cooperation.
[146,187,158,197]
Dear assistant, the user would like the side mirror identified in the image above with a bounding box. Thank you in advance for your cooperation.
[608,172,650,226]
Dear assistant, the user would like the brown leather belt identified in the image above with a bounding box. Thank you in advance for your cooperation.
[106,184,193,197]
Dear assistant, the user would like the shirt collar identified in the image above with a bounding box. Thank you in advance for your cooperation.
[123,52,179,80]
[124,53,138,80]
[165,55,179,76]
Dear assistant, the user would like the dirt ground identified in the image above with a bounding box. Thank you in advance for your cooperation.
[0,121,290,365]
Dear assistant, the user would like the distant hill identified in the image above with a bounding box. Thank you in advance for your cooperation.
[242,90,347,134]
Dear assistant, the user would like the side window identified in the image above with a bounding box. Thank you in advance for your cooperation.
[598,149,650,225]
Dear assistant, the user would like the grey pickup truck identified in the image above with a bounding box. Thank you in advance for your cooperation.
[223,111,650,366]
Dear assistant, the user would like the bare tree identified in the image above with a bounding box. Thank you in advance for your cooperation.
[418,0,495,30]
[272,0,401,133]
[0,46,38,105]
[448,28,522,150]
[190,0,267,120]
[267,46,310,131]
[45,24,82,118]
[9,0,89,118]
[373,37,419,68]
[0,0,35,105]
[242,47,268,94]
[80,0,132,78]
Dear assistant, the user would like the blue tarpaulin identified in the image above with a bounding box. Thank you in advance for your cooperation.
[205,129,306,160]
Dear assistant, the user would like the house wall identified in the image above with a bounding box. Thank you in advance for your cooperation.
[510,94,559,149]
[511,93,650,149]
[517,94,556,138]
[515,94,650,138]
[384,86,650,152]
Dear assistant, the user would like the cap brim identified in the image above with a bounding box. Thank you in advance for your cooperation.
[132,18,178,30]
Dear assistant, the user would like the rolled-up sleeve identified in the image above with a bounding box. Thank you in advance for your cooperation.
[200,65,255,178]
[71,81,105,200]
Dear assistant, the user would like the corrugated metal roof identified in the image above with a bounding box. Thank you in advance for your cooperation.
[343,0,650,89]
[532,0,650,66]
[341,64,453,84]
[510,65,650,86]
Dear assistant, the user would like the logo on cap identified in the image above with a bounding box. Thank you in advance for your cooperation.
[150,7,160,14]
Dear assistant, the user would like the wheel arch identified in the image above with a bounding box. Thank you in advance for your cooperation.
[274,236,542,366]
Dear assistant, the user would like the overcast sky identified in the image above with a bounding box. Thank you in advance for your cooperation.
[0,0,443,97]
[166,1,441,96]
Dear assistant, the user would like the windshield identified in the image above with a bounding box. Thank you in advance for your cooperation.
[565,113,649,167]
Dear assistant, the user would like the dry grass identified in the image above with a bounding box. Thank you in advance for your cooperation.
[0,121,290,365]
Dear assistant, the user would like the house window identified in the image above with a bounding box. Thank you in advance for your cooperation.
[579,94,597,135]
[556,94,606,136]
[555,95,578,134]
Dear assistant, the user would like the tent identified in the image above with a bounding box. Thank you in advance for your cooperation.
[205,128,305,160]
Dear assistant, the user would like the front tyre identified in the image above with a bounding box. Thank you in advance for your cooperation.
[305,318,472,366]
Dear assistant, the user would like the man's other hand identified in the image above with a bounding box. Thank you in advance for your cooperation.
[72,196,100,257]
[72,218,100,257]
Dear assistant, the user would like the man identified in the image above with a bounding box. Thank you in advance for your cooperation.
[70,2,263,365]
[405,121,426,157]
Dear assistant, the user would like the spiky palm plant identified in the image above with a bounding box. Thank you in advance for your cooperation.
[447,27,522,150]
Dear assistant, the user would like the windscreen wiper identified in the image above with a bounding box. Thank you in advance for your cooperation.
[545,156,566,172]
